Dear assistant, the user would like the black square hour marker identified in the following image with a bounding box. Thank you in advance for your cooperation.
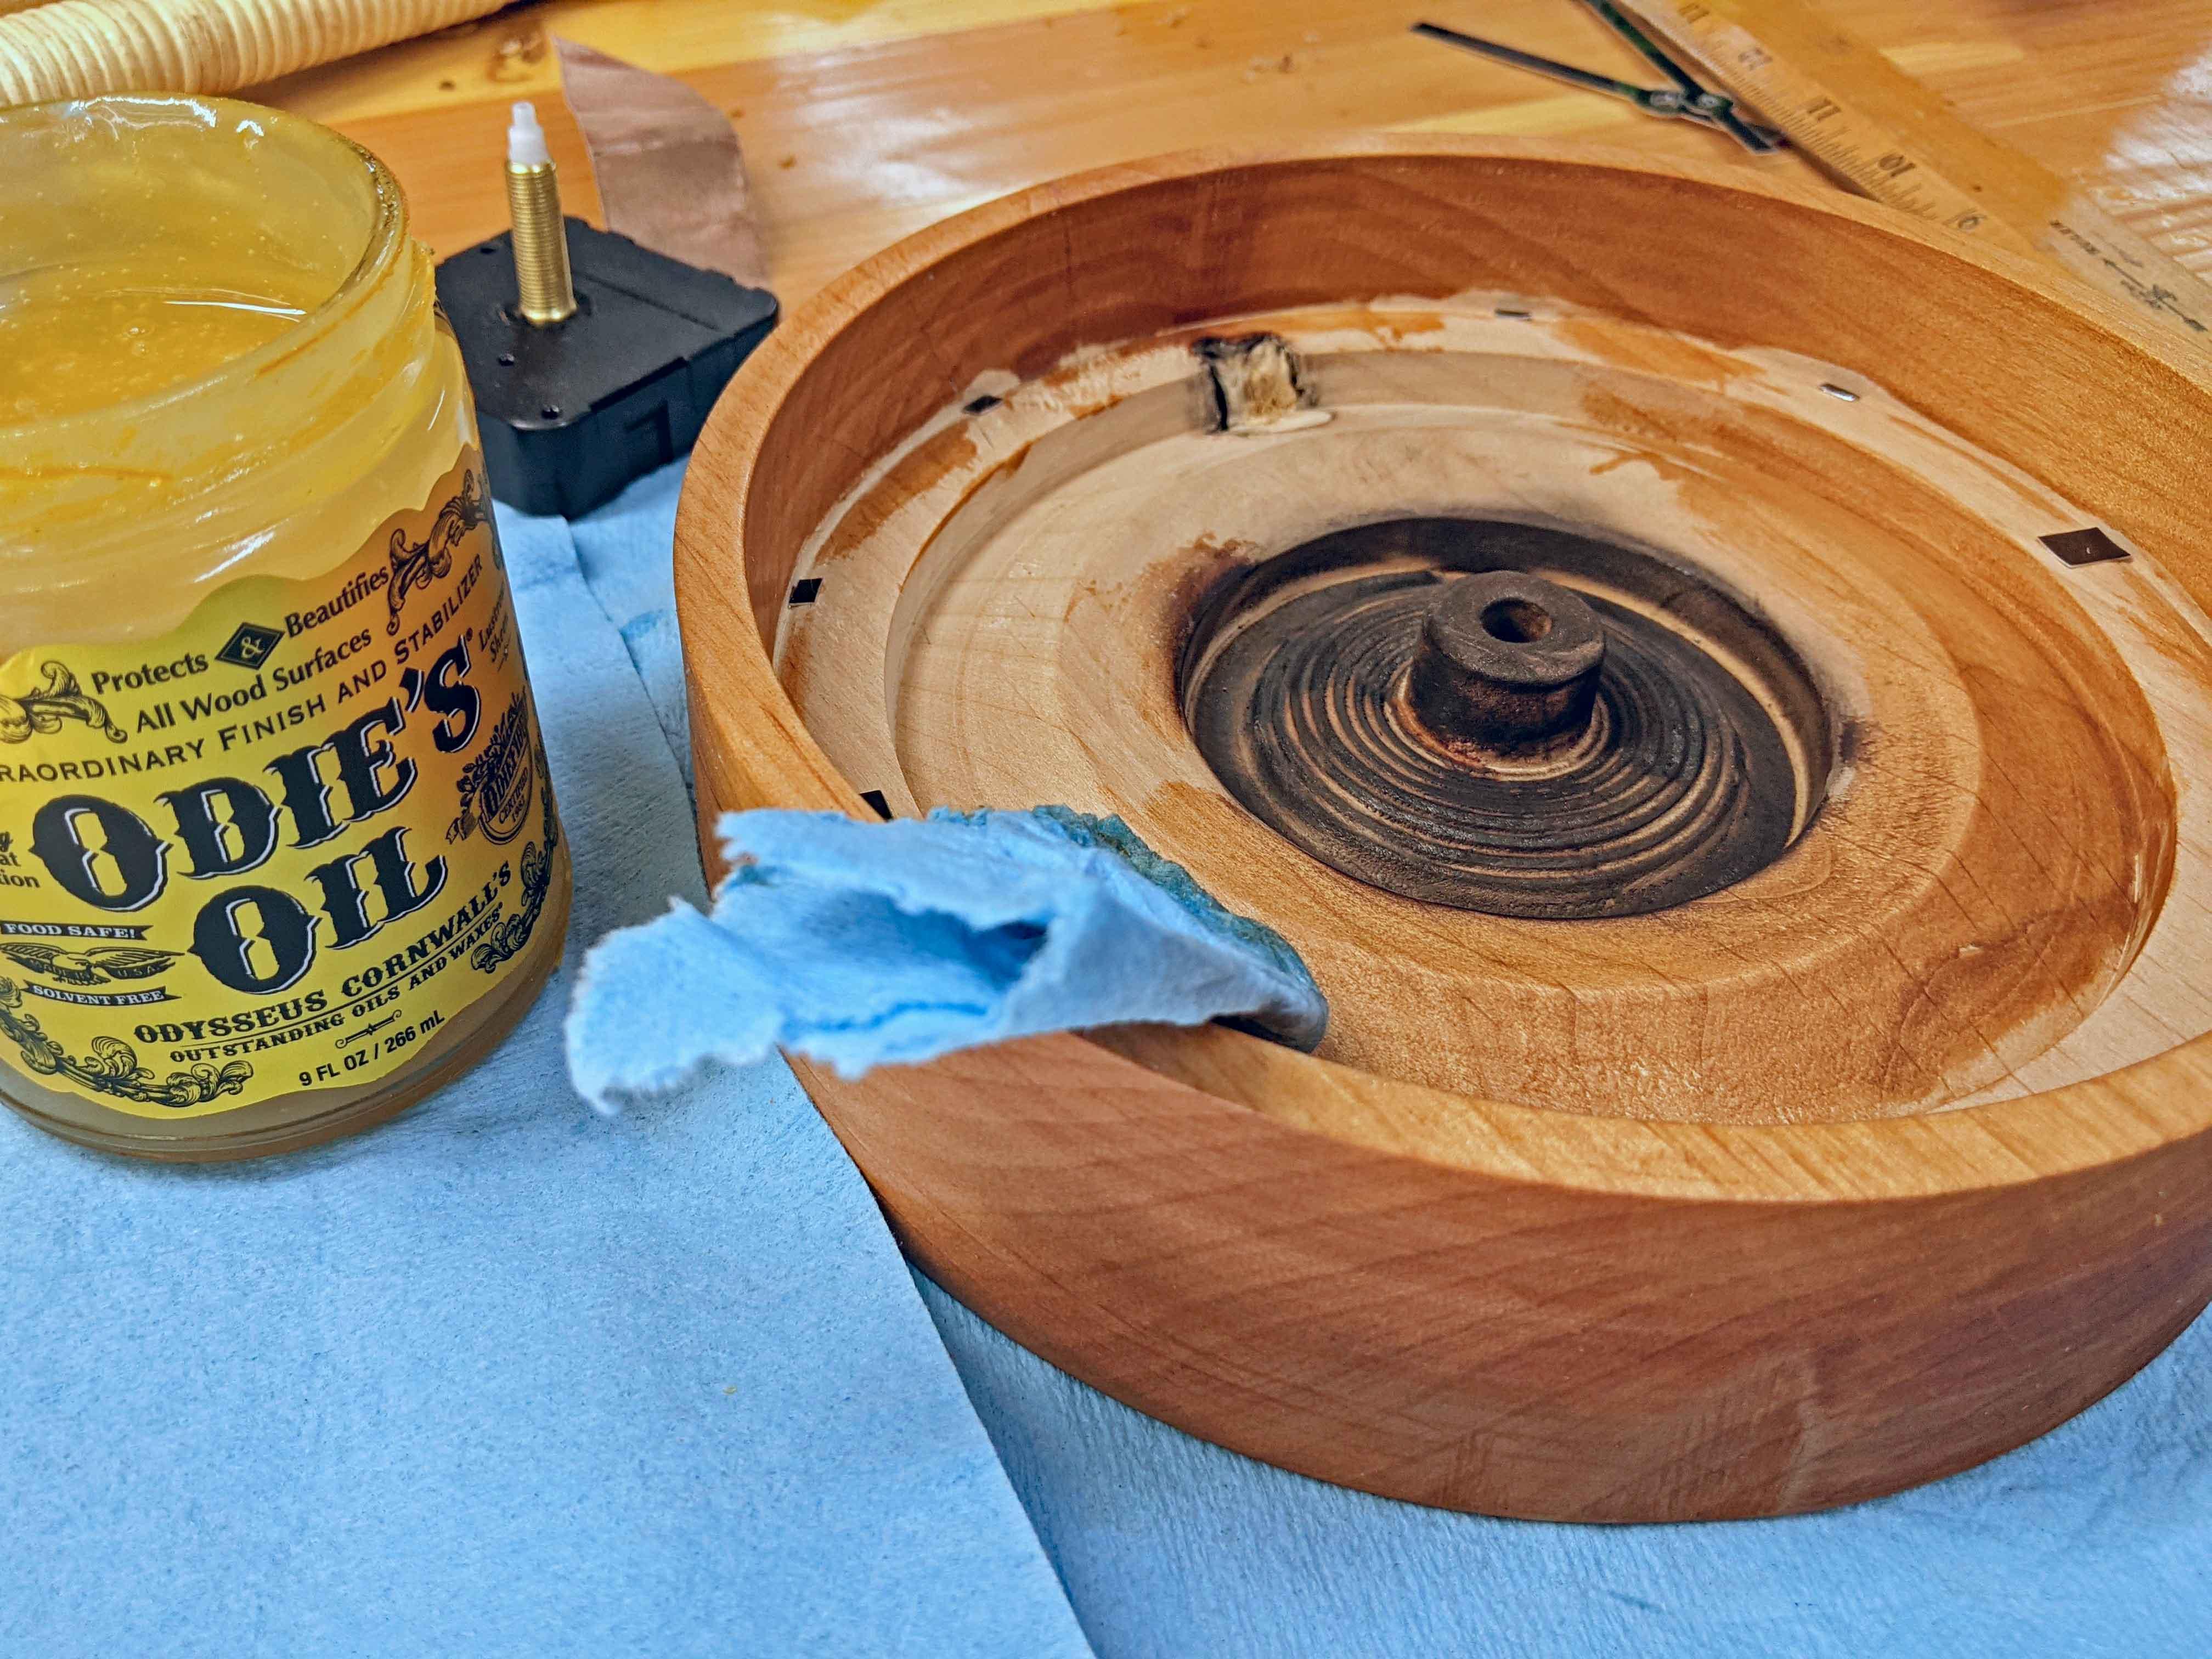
[859,789,893,819]
[2040,528,2131,566]
[789,578,822,605]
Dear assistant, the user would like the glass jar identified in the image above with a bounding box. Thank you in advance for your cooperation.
[0,96,570,1160]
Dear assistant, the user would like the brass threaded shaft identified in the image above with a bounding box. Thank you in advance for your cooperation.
[505,161,575,326]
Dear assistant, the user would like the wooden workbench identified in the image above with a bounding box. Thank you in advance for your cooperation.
[246,0,2210,310]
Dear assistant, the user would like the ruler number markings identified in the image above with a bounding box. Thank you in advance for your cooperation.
[1627,0,2212,340]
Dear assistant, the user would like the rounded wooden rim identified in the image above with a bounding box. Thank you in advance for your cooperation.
[676,133,2212,1206]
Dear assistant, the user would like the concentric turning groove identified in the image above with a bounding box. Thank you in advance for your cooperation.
[1182,520,1819,918]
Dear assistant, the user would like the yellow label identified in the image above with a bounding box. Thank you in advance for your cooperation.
[0,454,563,1118]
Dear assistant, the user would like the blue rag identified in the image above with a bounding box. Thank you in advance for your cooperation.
[565,805,1325,1103]
[0,473,1091,1659]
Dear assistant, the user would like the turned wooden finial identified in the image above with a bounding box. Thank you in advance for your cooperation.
[1404,571,1606,760]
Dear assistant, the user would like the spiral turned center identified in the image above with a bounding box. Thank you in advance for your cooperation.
[1180,519,1829,919]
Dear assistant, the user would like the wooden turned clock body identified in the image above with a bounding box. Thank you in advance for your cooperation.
[675,138,2212,1520]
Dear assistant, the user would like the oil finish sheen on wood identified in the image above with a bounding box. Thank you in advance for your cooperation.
[776,298,2209,1125]
[675,139,2212,1520]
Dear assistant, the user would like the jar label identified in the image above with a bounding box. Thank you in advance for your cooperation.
[0,454,563,1118]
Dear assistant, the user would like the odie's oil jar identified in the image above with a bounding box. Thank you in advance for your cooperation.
[0,96,569,1159]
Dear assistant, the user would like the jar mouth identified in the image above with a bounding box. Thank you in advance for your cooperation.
[0,94,407,435]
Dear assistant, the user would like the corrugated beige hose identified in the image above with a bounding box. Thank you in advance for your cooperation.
[0,0,509,106]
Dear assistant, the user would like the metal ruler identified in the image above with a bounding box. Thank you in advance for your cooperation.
[1621,0,2212,347]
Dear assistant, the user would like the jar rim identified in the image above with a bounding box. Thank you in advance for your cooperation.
[0,94,408,436]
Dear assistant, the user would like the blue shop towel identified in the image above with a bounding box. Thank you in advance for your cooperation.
[566,805,1326,1104]
[921,1280,2212,1659]
[0,483,1092,1659]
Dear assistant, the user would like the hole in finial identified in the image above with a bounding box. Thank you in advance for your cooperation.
[1481,598,1553,642]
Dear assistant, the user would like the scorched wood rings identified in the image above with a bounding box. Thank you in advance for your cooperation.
[1178,517,1816,917]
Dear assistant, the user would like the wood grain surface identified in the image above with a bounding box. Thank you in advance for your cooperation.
[674,138,2212,1519]
[246,0,2212,309]
[775,297,2212,1124]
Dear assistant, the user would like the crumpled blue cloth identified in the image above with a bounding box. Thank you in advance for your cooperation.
[0,469,1092,1659]
[567,805,1326,1104]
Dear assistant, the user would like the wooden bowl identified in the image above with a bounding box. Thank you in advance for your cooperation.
[674,137,2212,1521]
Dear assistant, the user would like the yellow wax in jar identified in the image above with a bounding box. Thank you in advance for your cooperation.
[2,105,348,426]
[0,264,315,423]
[1,98,472,653]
